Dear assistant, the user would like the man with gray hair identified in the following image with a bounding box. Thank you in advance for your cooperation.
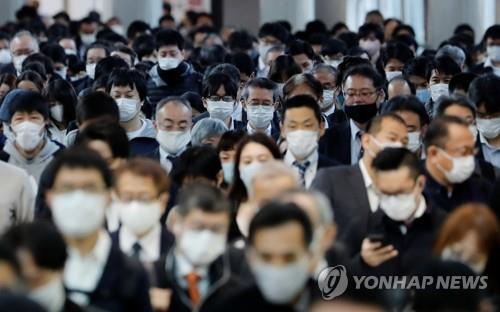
[4,30,39,75]
[191,118,228,147]
[436,44,466,70]
[149,96,193,173]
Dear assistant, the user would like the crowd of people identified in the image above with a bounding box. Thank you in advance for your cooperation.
[0,2,499,311]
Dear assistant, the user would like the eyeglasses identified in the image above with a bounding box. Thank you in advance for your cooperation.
[208,95,234,102]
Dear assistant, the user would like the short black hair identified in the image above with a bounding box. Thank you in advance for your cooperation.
[282,94,322,124]
[155,29,184,50]
[227,52,255,78]
[258,22,289,44]
[342,64,385,90]
[227,30,254,52]
[0,239,19,275]
[177,183,230,217]
[40,43,67,65]
[449,72,477,94]
[425,55,461,81]
[17,70,45,91]
[320,38,347,57]
[48,146,113,189]
[424,116,469,150]
[393,34,419,51]
[171,146,222,186]
[358,23,384,43]
[372,147,420,180]
[3,221,67,270]
[248,201,313,248]
[42,79,77,125]
[454,24,474,36]
[76,91,119,125]
[84,42,111,61]
[383,95,430,127]
[205,63,241,85]
[126,20,151,40]
[106,68,147,101]
[403,56,430,79]
[8,90,49,121]
[217,130,247,152]
[243,77,277,101]
[95,56,129,81]
[393,24,416,38]
[268,55,302,84]
[366,113,406,135]
[181,91,205,114]
[483,24,500,42]
[132,34,156,61]
[434,96,476,119]
[75,117,130,159]
[23,53,53,77]
[202,72,238,98]
[381,41,414,67]
[286,39,315,59]
[468,74,500,115]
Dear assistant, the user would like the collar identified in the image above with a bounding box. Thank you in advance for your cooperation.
[174,250,208,280]
[126,118,147,139]
[324,105,336,116]
[159,145,185,160]
[413,195,427,220]
[350,119,363,141]
[246,122,272,136]
[358,159,373,188]
[119,224,161,259]
[68,230,111,262]
[284,148,319,167]
[4,138,59,162]
[479,133,500,150]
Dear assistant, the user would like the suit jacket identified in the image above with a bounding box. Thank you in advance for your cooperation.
[311,164,371,240]
[129,137,159,157]
[317,153,341,169]
[318,119,352,165]
[325,109,347,126]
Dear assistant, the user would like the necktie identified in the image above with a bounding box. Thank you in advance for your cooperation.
[293,160,311,187]
[356,131,364,160]
[186,272,201,306]
[167,155,177,163]
[131,242,142,260]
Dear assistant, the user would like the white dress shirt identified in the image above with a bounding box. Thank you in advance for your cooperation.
[119,224,161,263]
[284,150,319,189]
[246,123,272,137]
[64,231,112,306]
[322,105,336,129]
[359,159,379,213]
[483,57,500,76]
[350,119,364,165]
[174,252,210,299]
[159,146,185,173]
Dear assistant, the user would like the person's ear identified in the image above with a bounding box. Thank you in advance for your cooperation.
[319,120,326,137]
[46,190,54,209]
[376,89,386,104]
[427,145,438,160]
[416,175,426,193]
[361,132,371,150]
[166,206,180,234]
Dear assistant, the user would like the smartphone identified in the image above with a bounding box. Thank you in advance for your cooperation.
[367,233,387,246]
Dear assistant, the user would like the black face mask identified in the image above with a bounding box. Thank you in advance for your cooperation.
[344,102,378,124]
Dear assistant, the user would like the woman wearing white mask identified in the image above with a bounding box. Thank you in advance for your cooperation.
[43,79,77,146]
[107,68,156,141]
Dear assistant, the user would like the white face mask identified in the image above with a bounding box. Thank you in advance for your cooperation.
[476,117,500,139]
[441,247,486,274]
[29,277,66,312]
[359,39,381,57]
[0,48,12,64]
[407,131,421,153]
[487,45,500,62]
[240,161,264,195]
[64,49,77,56]
[222,161,235,184]
[51,190,107,238]
[437,149,475,184]
[118,200,162,236]
[80,33,96,46]
[207,100,234,121]
[368,136,404,157]
[12,121,45,151]
[321,90,335,110]
[179,229,226,266]
[54,67,67,78]
[116,98,140,122]
[325,59,341,69]
[430,83,449,102]
[247,105,274,129]
[50,105,64,123]
[258,43,271,62]
[156,130,191,155]
[385,71,402,81]
[158,57,182,70]
[86,63,96,79]
[13,54,28,73]
[286,130,319,160]
[251,256,310,304]
[380,192,418,221]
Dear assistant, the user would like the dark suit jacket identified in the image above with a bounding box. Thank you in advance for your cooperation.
[129,137,159,157]
[324,109,347,126]
[317,153,341,169]
[311,164,371,240]
[318,119,352,165]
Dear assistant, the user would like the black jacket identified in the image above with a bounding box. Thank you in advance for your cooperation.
[318,119,352,165]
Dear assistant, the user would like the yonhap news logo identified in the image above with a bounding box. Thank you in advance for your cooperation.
[317,265,488,300]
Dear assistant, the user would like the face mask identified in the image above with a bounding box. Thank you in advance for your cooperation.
[50,105,64,123]
[110,24,125,36]
[80,33,96,45]
[117,200,162,236]
[251,256,310,304]
[116,98,140,122]
[179,229,226,266]
[12,121,45,151]
[385,71,402,81]
[207,100,234,121]
[13,54,28,73]
[441,247,486,274]
[359,39,381,57]
[380,192,418,221]
[430,83,449,102]
[368,135,404,157]
[286,130,319,160]
[86,63,96,79]
[54,67,67,78]
[407,131,421,153]
[0,49,11,64]
[258,43,271,62]
[487,45,500,62]
[321,90,335,110]
[476,117,500,139]
[344,103,378,124]
[51,190,107,238]
[247,105,274,129]
[158,57,182,70]
[29,277,65,312]
[325,59,341,69]
[156,130,191,155]
[64,49,77,56]
[222,161,235,184]
[240,161,264,194]
[436,149,475,184]
[416,88,431,104]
